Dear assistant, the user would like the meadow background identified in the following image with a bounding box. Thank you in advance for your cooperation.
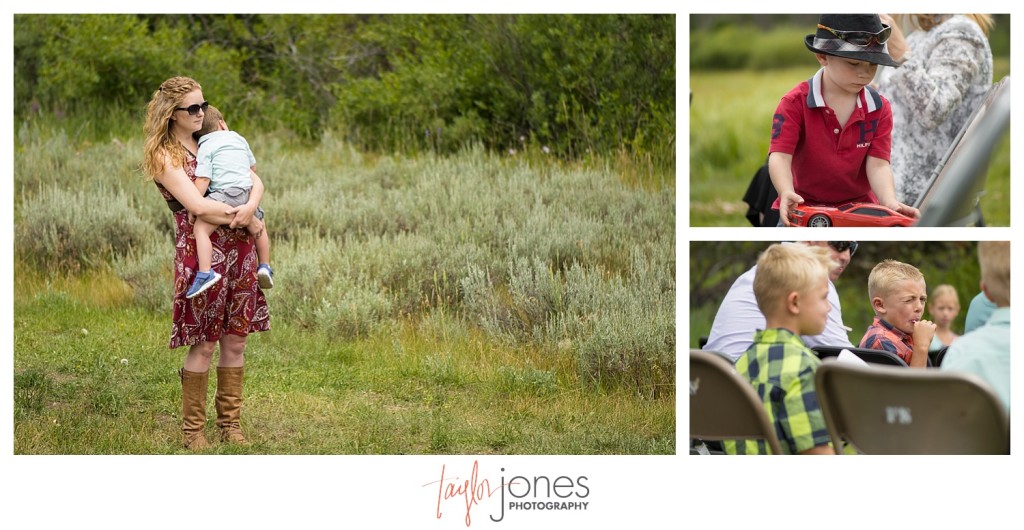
[689,14,1011,226]
[690,241,986,349]
[12,14,675,454]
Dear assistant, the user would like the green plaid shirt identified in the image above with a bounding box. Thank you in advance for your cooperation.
[724,328,832,455]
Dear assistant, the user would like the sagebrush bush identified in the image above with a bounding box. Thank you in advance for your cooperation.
[267,230,349,329]
[112,235,174,312]
[556,254,675,396]
[16,128,675,393]
[16,186,159,272]
[313,279,395,339]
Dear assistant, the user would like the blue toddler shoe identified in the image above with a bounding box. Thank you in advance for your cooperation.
[257,264,274,290]
[186,270,222,299]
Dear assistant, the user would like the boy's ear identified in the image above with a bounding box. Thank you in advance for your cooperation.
[815,53,830,67]
[871,295,886,314]
[786,291,801,315]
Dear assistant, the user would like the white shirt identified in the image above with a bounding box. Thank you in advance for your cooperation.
[701,265,853,362]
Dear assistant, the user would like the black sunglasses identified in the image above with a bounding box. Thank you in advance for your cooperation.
[828,241,858,256]
[817,23,892,47]
[175,101,209,116]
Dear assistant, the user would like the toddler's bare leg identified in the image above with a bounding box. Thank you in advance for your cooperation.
[193,219,218,271]
[256,226,270,266]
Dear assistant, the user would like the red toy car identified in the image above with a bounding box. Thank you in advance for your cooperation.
[789,203,915,227]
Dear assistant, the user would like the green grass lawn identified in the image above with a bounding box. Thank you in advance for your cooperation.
[690,59,1010,226]
[13,257,674,456]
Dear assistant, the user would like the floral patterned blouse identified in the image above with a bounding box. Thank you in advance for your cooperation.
[876,15,993,205]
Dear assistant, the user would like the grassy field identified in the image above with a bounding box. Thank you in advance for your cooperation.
[13,127,675,455]
[690,59,1011,227]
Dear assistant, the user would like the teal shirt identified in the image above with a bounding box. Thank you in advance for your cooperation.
[724,328,831,455]
[195,130,256,191]
[964,292,997,333]
[941,307,1010,411]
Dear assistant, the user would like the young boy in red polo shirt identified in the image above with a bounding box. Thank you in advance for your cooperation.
[770,14,921,226]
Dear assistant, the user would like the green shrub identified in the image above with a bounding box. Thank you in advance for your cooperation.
[745,26,812,70]
[690,25,753,70]
[16,14,673,168]
[313,279,395,338]
[16,186,158,272]
[555,253,674,395]
[112,236,174,312]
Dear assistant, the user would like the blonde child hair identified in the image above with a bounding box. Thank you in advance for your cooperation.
[867,259,925,301]
[753,243,836,315]
[930,284,960,307]
[978,241,1010,306]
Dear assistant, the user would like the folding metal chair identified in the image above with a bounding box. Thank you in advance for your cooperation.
[814,361,1009,454]
[690,349,782,455]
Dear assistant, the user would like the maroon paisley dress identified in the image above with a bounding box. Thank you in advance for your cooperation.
[155,153,270,348]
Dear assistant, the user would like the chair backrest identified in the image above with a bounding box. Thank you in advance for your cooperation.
[812,345,910,367]
[814,361,1009,454]
[689,349,783,455]
[933,345,950,367]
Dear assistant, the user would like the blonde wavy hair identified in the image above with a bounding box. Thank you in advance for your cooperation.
[141,76,201,179]
[900,14,994,36]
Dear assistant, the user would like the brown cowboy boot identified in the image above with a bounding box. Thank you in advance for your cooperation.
[215,366,248,444]
[179,368,211,451]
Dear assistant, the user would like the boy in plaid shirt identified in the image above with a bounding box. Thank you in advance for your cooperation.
[859,259,935,368]
[726,243,838,455]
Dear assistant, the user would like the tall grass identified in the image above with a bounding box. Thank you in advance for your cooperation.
[13,123,674,454]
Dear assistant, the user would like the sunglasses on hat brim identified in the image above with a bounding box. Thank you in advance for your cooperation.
[817,23,892,47]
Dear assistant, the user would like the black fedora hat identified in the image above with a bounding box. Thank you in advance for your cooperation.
[805,14,900,67]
